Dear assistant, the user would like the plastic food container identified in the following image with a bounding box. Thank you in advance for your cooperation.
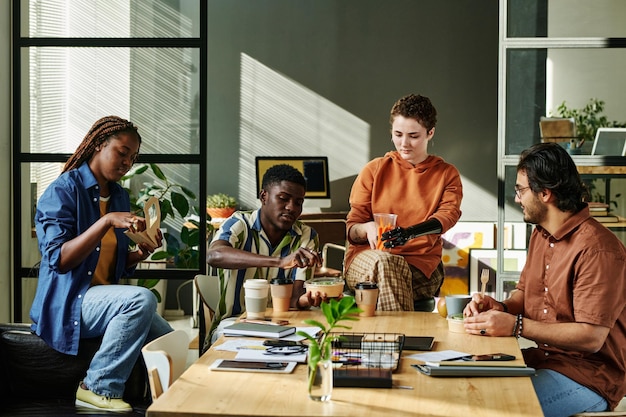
[305,277,345,298]
[447,316,466,333]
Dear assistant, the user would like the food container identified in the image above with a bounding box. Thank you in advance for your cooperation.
[304,277,345,298]
[447,316,466,333]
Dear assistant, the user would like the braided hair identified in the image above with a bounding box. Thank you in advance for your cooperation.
[63,116,142,173]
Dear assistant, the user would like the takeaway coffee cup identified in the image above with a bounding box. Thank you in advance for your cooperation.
[445,294,472,318]
[270,278,293,313]
[244,279,270,319]
[373,213,398,250]
[354,281,379,317]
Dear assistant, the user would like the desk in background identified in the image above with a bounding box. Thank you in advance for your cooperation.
[147,310,542,417]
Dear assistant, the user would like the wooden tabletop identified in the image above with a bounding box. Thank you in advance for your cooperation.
[147,310,543,417]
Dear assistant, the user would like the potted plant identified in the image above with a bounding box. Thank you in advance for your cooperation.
[553,98,626,151]
[296,297,361,401]
[206,193,237,220]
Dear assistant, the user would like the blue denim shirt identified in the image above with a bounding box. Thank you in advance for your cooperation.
[31,162,135,355]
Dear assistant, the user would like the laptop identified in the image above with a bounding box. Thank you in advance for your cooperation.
[591,128,626,156]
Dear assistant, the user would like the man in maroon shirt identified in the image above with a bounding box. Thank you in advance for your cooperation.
[464,143,626,417]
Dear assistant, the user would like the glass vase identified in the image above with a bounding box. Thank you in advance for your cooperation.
[307,359,333,401]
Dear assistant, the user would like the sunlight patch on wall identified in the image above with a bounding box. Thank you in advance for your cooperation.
[239,53,370,210]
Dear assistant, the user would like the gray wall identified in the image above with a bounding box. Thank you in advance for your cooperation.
[206,0,500,219]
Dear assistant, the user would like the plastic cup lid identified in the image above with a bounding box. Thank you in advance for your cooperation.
[355,281,378,290]
[270,278,292,285]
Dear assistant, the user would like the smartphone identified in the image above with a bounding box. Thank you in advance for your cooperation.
[402,336,435,351]
[463,353,516,361]
[210,359,296,373]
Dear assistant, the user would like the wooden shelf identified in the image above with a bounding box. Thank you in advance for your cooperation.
[577,166,626,175]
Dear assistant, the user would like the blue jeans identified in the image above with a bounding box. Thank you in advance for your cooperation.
[531,369,608,417]
[80,285,173,398]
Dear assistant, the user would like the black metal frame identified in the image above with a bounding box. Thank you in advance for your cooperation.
[11,1,208,321]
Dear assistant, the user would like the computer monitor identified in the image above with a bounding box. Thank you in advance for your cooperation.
[255,156,331,203]
[591,128,626,156]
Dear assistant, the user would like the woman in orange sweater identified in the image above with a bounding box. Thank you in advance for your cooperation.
[345,94,463,311]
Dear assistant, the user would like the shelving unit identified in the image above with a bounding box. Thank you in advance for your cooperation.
[495,2,626,299]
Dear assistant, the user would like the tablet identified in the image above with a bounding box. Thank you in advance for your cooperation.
[403,336,435,351]
[209,359,297,374]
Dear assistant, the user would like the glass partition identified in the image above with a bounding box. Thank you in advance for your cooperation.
[22,47,200,154]
[21,0,200,38]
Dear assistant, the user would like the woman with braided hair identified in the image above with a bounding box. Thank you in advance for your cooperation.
[32,116,173,412]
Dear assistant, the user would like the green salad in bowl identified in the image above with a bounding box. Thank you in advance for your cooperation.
[304,277,345,298]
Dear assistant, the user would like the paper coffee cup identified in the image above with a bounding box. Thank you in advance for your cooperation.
[354,281,379,317]
[244,279,269,319]
[270,278,293,313]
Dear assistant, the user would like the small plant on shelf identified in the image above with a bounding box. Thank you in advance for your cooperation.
[553,98,626,146]
[206,193,237,220]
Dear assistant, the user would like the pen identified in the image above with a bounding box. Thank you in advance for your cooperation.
[437,355,472,362]
[237,345,267,350]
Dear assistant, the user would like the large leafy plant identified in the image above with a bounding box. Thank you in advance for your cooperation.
[121,163,200,270]
[296,297,361,392]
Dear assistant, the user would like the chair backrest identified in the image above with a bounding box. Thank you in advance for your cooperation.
[141,329,189,400]
[194,274,237,354]
[299,213,348,275]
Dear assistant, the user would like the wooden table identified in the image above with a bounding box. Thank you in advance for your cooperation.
[147,310,543,417]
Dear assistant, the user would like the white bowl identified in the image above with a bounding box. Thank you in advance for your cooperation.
[305,278,345,298]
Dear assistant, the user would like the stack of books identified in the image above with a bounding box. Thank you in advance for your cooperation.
[588,202,620,223]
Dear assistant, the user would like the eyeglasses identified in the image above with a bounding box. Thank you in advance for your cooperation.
[264,344,308,356]
[514,186,530,199]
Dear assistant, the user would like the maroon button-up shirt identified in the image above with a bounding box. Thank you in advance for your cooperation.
[519,206,626,410]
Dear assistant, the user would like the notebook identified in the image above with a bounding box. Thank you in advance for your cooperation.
[223,322,296,338]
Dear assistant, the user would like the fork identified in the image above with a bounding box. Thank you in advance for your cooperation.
[479,269,489,310]
[480,269,489,296]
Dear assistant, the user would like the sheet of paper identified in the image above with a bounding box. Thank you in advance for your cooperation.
[235,346,307,363]
[405,349,470,363]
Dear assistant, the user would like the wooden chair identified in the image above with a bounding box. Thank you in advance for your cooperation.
[299,212,348,277]
[141,329,189,400]
[194,274,236,355]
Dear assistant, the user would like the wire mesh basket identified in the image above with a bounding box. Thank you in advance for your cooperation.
[328,332,405,388]
[329,332,405,372]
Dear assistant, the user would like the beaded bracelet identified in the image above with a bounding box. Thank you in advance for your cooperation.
[512,314,523,337]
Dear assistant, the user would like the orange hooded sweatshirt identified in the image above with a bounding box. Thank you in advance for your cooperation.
[345,151,463,277]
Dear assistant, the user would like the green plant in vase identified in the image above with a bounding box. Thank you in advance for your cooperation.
[296,297,361,401]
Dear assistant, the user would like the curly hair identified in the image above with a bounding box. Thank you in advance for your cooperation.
[63,116,141,173]
[261,164,306,191]
[517,142,587,213]
[389,94,437,132]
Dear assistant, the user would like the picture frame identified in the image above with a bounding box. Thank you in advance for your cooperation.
[469,249,528,297]
[440,222,496,295]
